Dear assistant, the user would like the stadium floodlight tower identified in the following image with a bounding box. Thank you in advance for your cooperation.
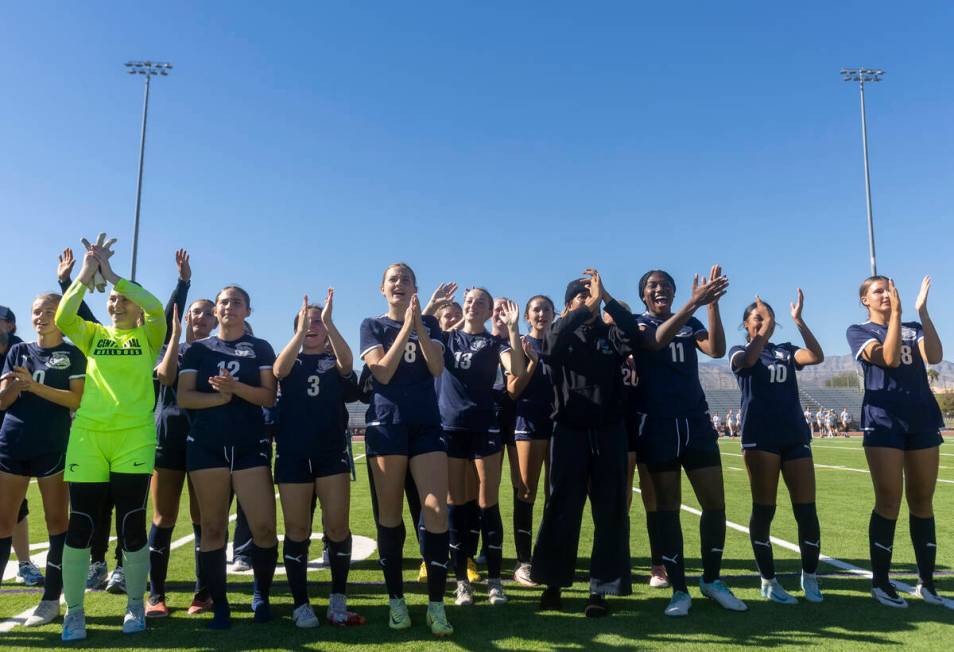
[841,67,885,277]
[124,60,173,281]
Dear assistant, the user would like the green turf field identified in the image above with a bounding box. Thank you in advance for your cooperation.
[3,437,954,650]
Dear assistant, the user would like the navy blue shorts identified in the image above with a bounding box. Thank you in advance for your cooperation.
[274,446,350,483]
[155,439,188,471]
[741,439,813,462]
[862,428,943,451]
[636,413,721,473]
[445,429,502,459]
[0,451,65,478]
[496,402,517,447]
[365,423,446,458]
[186,436,272,472]
[514,416,552,442]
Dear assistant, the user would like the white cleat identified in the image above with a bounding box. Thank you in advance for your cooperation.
[454,580,474,606]
[916,583,954,609]
[122,604,146,634]
[700,578,748,612]
[664,590,692,617]
[760,578,798,604]
[25,599,61,627]
[871,584,908,608]
[488,579,508,605]
[800,571,824,603]
[292,602,320,628]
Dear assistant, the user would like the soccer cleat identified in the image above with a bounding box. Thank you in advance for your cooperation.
[538,586,562,611]
[513,562,537,587]
[916,582,954,609]
[229,556,252,573]
[871,584,908,608]
[292,603,320,628]
[62,609,87,641]
[664,591,692,617]
[760,578,798,604]
[122,604,146,634]
[488,579,508,605]
[17,561,45,586]
[800,571,824,603]
[251,595,272,623]
[417,560,428,583]
[700,578,748,612]
[649,565,670,589]
[466,558,481,583]
[426,602,454,637]
[106,566,127,594]
[25,599,60,627]
[327,593,366,626]
[388,597,412,630]
[584,593,609,618]
[475,551,487,565]
[86,561,108,590]
[145,595,170,618]
[188,592,214,615]
[454,580,475,606]
[208,606,232,630]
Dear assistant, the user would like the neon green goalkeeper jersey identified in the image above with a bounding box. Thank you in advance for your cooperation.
[55,278,167,431]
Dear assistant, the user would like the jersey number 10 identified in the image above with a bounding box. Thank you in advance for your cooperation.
[768,364,788,384]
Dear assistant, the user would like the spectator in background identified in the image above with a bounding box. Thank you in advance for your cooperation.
[712,413,722,437]
[840,408,850,436]
[725,410,735,438]
[804,408,814,438]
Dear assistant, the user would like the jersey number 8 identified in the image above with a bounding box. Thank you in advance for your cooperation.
[404,342,417,363]
[900,345,914,366]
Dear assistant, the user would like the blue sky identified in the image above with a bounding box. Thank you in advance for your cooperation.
[2,1,952,357]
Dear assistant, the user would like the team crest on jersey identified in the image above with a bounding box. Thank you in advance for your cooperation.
[470,338,489,352]
[598,338,613,355]
[47,351,72,370]
[233,342,257,358]
[676,326,694,338]
[901,327,918,341]
[773,349,789,361]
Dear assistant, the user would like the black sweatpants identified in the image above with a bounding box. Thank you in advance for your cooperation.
[530,421,632,595]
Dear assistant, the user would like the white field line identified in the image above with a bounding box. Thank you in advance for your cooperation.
[719,450,954,484]
[631,486,916,595]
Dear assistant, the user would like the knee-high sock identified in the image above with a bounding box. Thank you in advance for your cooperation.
[422,529,449,603]
[481,504,504,580]
[513,497,533,564]
[0,537,11,588]
[328,535,352,596]
[41,532,66,602]
[749,504,776,580]
[251,543,278,604]
[149,524,174,598]
[793,502,821,574]
[646,511,662,566]
[123,544,149,609]
[192,523,205,594]
[466,500,481,559]
[910,515,937,589]
[869,511,897,587]
[283,537,310,607]
[656,510,687,593]
[200,547,229,618]
[63,545,90,612]
[377,523,405,599]
[448,504,467,582]
[700,509,726,584]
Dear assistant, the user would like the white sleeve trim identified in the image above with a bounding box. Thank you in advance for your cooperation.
[68,374,86,380]
[430,339,445,351]
[258,365,273,370]
[729,349,746,369]
[179,368,198,375]
[359,344,383,360]
[853,338,878,360]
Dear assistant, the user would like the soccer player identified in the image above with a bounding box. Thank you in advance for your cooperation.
[725,410,736,438]
[439,288,525,607]
[532,269,636,618]
[804,408,814,438]
[0,293,86,625]
[55,243,167,640]
[632,267,746,617]
[359,262,453,636]
[711,413,722,437]
[840,407,850,435]
[273,292,365,628]
[847,276,949,608]
[507,295,555,586]
[178,285,278,629]
[730,291,825,604]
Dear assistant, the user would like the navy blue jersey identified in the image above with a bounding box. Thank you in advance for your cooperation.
[180,335,276,447]
[515,335,555,428]
[847,321,943,435]
[619,355,638,418]
[439,330,511,431]
[0,341,86,457]
[359,315,443,426]
[729,342,809,445]
[154,342,191,449]
[633,313,709,418]
[277,353,359,454]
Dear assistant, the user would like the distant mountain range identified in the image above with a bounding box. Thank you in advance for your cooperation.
[699,354,954,390]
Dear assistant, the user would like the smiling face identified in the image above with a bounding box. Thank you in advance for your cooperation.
[642,272,675,316]
[302,307,328,353]
[525,297,554,333]
[743,302,775,341]
[31,296,60,337]
[380,264,416,309]
[438,303,463,331]
[464,289,493,325]
[188,300,217,340]
[491,297,511,331]
[108,290,144,329]
[215,288,251,330]
[860,277,891,318]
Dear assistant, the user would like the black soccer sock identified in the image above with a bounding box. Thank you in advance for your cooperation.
[192,523,205,594]
[910,514,937,590]
[448,503,467,582]
[646,511,663,566]
[377,522,405,599]
[700,509,726,584]
[328,534,352,596]
[467,500,482,560]
[0,536,11,588]
[200,547,230,618]
[148,524,174,598]
[869,511,897,588]
[283,537,310,607]
[481,504,504,580]
[749,504,776,580]
[513,496,533,564]
[656,510,687,593]
[792,502,821,574]
[422,529,449,603]
[41,532,66,601]
[251,543,278,604]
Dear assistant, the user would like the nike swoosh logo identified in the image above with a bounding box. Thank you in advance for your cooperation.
[133,461,145,467]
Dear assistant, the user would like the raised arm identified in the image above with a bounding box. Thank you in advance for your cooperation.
[507,337,538,399]
[860,281,903,368]
[915,276,943,365]
[156,304,182,386]
[177,369,231,410]
[163,249,192,345]
[412,295,444,378]
[54,250,102,353]
[274,296,309,380]
[422,282,458,317]
[790,289,824,367]
[364,318,413,386]
[57,247,99,324]
[696,265,727,358]
[642,266,728,352]
[93,245,166,350]
[497,300,526,378]
[733,297,773,371]
[321,288,354,376]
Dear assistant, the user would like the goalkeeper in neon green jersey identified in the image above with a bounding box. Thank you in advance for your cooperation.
[54,242,166,641]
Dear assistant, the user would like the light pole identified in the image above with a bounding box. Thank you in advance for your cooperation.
[124,60,173,281]
[841,67,884,277]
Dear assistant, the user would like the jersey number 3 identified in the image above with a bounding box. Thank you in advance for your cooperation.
[306,375,321,397]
